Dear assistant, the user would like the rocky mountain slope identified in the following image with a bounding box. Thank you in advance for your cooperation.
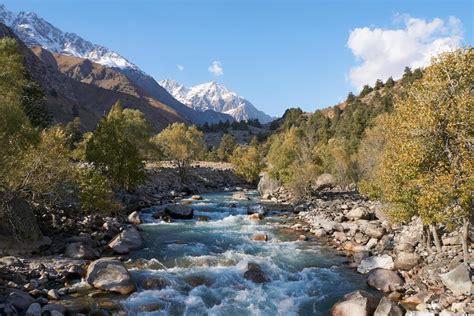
[0,4,232,125]
[160,80,274,123]
[0,23,185,131]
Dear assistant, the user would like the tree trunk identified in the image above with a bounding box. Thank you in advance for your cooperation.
[430,224,442,253]
[423,225,432,252]
[461,219,470,261]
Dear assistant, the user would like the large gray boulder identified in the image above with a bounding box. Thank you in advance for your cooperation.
[85,258,135,294]
[367,268,404,292]
[331,290,378,316]
[257,172,281,198]
[65,242,99,260]
[374,297,404,316]
[108,226,143,254]
[0,193,44,256]
[439,263,472,296]
[5,289,35,313]
[347,207,370,220]
[314,173,336,191]
[358,254,394,274]
[394,252,420,270]
[164,205,194,219]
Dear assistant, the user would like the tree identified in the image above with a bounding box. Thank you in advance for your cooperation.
[371,48,473,256]
[374,79,384,90]
[385,76,395,88]
[359,85,373,97]
[346,92,356,103]
[77,168,120,213]
[230,144,264,184]
[85,102,150,191]
[154,123,206,181]
[217,133,236,162]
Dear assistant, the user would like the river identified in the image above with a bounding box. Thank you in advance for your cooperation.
[123,191,371,315]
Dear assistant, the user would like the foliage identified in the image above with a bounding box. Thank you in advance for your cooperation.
[84,101,150,190]
[359,84,373,97]
[363,48,473,227]
[77,168,120,213]
[230,144,265,184]
[154,123,206,180]
[217,133,237,162]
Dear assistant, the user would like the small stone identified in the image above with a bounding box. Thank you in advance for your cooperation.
[298,235,307,241]
[191,195,203,200]
[394,252,420,271]
[243,262,269,283]
[47,289,60,300]
[25,303,41,316]
[248,213,263,220]
[252,234,268,242]
[367,268,404,293]
[127,211,141,225]
[439,263,472,296]
[357,254,394,274]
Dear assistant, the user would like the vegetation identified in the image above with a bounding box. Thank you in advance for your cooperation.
[154,123,206,180]
[230,140,265,184]
[359,48,473,255]
[217,133,237,162]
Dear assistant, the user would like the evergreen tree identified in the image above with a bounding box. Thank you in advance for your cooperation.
[385,76,395,88]
[217,133,237,162]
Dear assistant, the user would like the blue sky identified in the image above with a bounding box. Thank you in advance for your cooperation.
[2,0,473,117]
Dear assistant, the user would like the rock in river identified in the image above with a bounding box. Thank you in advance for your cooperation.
[164,205,194,219]
[86,258,135,295]
[127,211,141,225]
[244,262,269,284]
[108,226,143,254]
[232,191,250,201]
[331,290,378,316]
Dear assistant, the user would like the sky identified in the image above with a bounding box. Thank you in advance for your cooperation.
[2,0,473,117]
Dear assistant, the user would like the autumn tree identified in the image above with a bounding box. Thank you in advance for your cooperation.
[230,144,265,184]
[85,101,151,191]
[217,133,236,162]
[154,123,206,181]
[370,48,473,256]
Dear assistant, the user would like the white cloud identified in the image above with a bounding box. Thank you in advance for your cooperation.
[347,15,464,90]
[208,60,224,76]
[177,64,184,71]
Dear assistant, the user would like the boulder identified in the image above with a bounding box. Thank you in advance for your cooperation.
[0,256,23,267]
[196,215,210,221]
[191,195,203,200]
[42,303,66,314]
[257,172,281,197]
[439,263,472,296]
[232,192,250,201]
[86,258,135,295]
[252,234,268,242]
[108,226,143,254]
[298,235,308,241]
[394,242,415,253]
[357,254,394,274]
[394,252,420,271]
[347,207,370,220]
[248,213,263,220]
[5,289,35,313]
[331,290,378,316]
[314,173,336,191]
[65,242,100,260]
[141,276,171,290]
[365,223,386,239]
[165,205,194,219]
[313,229,326,238]
[127,211,141,225]
[25,303,41,316]
[243,262,269,284]
[367,268,404,292]
[333,231,347,242]
[374,297,404,316]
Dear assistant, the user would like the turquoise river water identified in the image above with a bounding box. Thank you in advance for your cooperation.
[122,191,371,315]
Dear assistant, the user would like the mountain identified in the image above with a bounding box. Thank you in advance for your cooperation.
[0,4,232,125]
[159,80,274,124]
[0,23,187,131]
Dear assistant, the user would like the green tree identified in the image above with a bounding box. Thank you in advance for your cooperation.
[85,101,150,190]
[359,84,373,97]
[374,79,384,90]
[385,76,395,88]
[217,133,236,162]
[371,48,473,256]
[230,144,264,184]
[154,123,206,181]
[77,168,120,213]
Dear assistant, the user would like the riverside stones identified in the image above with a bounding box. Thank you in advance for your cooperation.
[127,211,141,225]
[439,263,472,296]
[232,191,250,201]
[331,290,378,316]
[252,234,268,241]
[374,297,403,316]
[314,173,336,191]
[25,303,41,316]
[346,207,370,220]
[367,268,404,292]
[65,242,99,260]
[358,254,394,274]
[365,223,386,239]
[394,252,421,270]
[85,258,135,295]
[108,226,143,254]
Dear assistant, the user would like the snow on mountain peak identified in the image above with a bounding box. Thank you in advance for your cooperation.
[0,5,140,71]
[159,79,273,123]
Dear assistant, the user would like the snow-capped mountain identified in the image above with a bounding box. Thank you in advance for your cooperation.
[0,5,137,70]
[159,80,273,123]
[0,4,234,125]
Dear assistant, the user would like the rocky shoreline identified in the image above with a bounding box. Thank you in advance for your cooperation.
[260,174,473,315]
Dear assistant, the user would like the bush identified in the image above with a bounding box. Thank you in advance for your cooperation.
[78,168,120,213]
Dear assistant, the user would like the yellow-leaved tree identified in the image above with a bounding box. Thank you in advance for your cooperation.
[370,48,473,256]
